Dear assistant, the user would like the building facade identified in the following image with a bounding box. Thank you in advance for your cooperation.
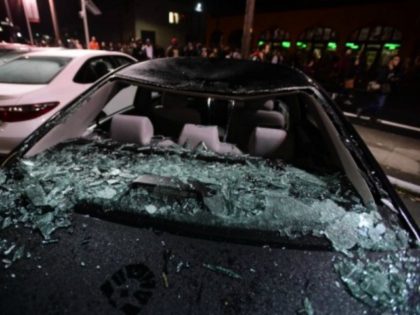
[133,0,205,48]
[206,0,420,63]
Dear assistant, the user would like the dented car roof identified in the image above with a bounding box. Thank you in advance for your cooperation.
[115,57,313,96]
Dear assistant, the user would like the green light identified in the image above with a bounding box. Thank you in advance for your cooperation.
[384,43,400,50]
[281,41,291,48]
[327,42,337,51]
[258,40,265,46]
[345,42,360,50]
[296,41,307,49]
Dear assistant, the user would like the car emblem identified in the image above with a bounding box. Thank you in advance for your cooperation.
[101,263,156,314]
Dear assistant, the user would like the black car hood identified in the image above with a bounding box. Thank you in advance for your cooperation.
[1,213,419,315]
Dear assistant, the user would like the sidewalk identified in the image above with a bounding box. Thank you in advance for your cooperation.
[353,123,420,226]
[354,124,420,187]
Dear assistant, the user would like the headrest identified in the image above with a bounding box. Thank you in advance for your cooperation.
[253,110,286,128]
[111,115,154,145]
[178,124,220,151]
[248,127,287,157]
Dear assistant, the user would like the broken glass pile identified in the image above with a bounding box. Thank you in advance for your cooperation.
[0,138,418,312]
[335,252,420,314]
[0,139,410,252]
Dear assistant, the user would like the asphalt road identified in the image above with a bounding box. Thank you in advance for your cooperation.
[350,119,420,228]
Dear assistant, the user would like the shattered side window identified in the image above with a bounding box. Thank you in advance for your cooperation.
[0,139,409,256]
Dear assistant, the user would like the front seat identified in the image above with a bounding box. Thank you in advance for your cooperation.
[110,114,154,145]
[226,99,286,151]
[248,127,287,158]
[178,124,241,155]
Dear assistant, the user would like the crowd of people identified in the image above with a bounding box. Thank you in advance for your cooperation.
[66,35,420,117]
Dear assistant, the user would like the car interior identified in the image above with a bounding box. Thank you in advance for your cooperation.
[91,83,340,173]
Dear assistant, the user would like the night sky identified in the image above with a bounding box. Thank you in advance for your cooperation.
[0,0,395,42]
[1,0,132,40]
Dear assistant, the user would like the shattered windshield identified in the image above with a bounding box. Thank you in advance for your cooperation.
[0,80,413,251]
[1,138,409,254]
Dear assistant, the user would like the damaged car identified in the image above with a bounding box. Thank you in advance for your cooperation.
[0,58,419,314]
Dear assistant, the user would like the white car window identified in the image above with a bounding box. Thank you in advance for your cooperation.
[0,56,71,84]
[73,57,116,84]
[114,56,134,67]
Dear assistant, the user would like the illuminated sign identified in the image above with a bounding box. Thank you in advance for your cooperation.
[281,41,291,48]
[345,42,360,50]
[384,43,400,50]
[296,41,307,49]
[327,42,337,51]
[257,40,265,46]
[169,12,180,24]
[23,0,40,23]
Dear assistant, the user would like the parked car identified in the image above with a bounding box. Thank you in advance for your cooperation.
[0,49,136,156]
[0,58,418,314]
[0,42,62,65]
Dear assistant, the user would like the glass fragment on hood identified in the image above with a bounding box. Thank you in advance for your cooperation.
[335,252,420,313]
[0,138,412,268]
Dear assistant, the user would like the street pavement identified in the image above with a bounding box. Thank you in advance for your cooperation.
[354,125,420,186]
[353,122,420,226]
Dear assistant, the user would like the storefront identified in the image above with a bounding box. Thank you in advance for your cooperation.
[346,25,402,71]
[294,27,338,65]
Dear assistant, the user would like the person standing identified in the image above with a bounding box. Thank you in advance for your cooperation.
[166,37,180,57]
[142,38,154,59]
[89,36,100,50]
[357,55,402,119]
[74,39,83,49]
[183,42,197,57]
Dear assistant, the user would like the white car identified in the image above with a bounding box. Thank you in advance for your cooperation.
[0,49,136,155]
[0,42,62,65]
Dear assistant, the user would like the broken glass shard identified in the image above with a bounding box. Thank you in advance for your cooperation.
[335,252,420,313]
[202,263,241,279]
[0,138,413,272]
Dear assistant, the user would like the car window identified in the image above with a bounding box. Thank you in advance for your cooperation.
[0,51,25,65]
[73,56,116,84]
[0,56,71,84]
[113,56,134,67]
[102,84,138,116]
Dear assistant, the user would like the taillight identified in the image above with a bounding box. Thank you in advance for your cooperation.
[0,102,59,122]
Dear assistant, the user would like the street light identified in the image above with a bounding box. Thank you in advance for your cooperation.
[194,2,203,13]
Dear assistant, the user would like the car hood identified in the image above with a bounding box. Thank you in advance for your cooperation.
[1,213,419,315]
[0,83,47,102]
